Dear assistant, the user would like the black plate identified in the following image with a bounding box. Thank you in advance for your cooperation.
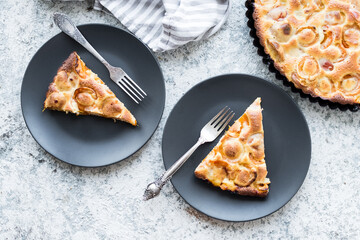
[21,24,165,167]
[162,74,311,222]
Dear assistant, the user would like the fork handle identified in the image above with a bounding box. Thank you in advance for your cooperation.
[161,137,205,184]
[143,137,206,200]
[53,13,111,68]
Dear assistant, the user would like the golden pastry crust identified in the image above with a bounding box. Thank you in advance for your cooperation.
[44,52,137,126]
[253,0,360,105]
[194,98,270,197]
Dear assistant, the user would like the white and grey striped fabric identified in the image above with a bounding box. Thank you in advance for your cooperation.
[58,0,231,52]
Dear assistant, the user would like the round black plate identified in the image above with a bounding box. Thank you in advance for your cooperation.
[21,24,165,167]
[162,74,311,222]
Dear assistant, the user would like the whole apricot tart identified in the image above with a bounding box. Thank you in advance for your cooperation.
[253,0,360,104]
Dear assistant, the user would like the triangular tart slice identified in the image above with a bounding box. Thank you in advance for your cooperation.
[44,52,137,126]
[195,98,270,197]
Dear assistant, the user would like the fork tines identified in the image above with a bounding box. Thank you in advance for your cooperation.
[118,74,147,104]
[210,106,235,132]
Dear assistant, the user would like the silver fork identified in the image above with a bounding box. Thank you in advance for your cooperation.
[53,13,146,104]
[143,106,235,201]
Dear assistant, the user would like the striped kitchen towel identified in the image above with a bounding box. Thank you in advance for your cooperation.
[57,0,231,52]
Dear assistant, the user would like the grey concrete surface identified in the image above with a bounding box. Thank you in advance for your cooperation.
[0,0,359,239]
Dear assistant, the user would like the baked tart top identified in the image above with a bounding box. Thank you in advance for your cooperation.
[44,52,137,126]
[195,98,270,197]
[253,0,360,104]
